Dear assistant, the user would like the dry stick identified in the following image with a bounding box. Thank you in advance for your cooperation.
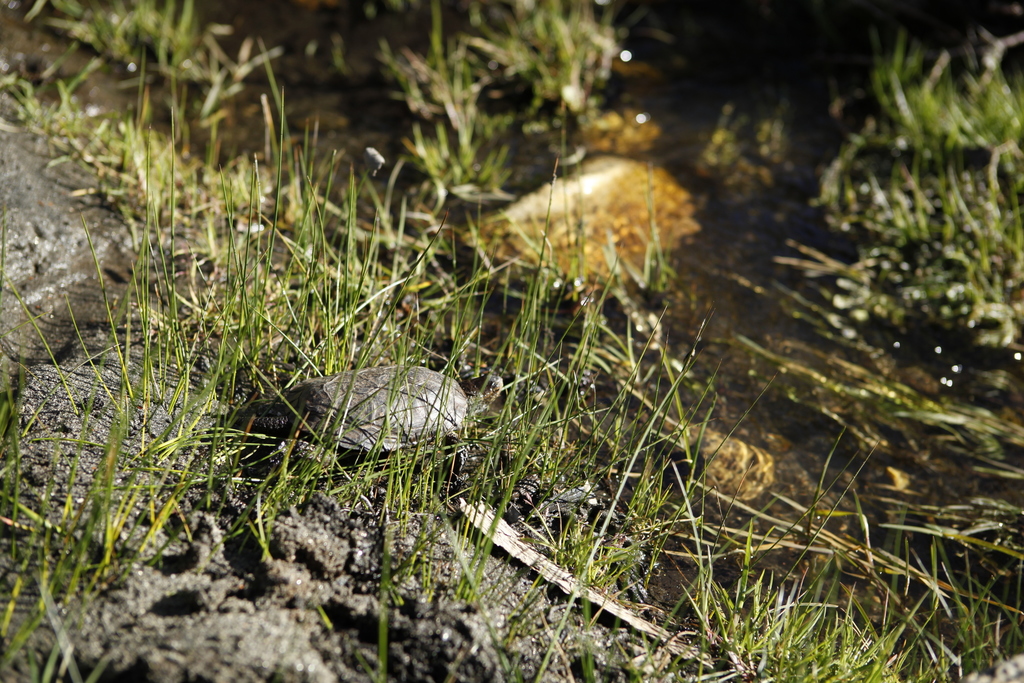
[457,499,710,666]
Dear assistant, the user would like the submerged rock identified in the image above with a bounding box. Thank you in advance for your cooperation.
[483,156,700,281]
[700,428,776,501]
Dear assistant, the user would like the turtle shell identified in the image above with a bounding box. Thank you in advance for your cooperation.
[282,365,469,451]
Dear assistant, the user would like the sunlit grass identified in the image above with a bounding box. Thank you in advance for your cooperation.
[380,32,513,207]
[815,32,1024,348]
[379,2,514,208]
[380,0,618,210]
[4,7,1024,682]
[678,481,1024,681]
[24,0,282,126]
[465,0,618,115]
[0,56,708,679]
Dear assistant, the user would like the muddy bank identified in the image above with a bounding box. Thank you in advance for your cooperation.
[0,125,134,373]
[0,128,685,680]
[57,498,509,682]
[3,353,660,682]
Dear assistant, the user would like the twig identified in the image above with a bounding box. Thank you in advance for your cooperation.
[457,499,711,667]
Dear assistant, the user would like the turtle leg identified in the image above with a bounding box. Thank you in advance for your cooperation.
[438,436,471,502]
[503,474,540,523]
[445,435,469,476]
[245,413,295,434]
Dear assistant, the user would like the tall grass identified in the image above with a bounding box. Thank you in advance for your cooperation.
[379,0,618,209]
[24,0,282,127]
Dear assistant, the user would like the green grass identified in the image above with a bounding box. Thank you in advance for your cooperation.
[2,5,1024,682]
[379,0,618,209]
[0,58,707,679]
[815,31,1024,348]
[379,29,513,207]
[25,0,282,128]
[463,0,618,115]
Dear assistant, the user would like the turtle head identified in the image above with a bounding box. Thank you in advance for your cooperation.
[460,373,504,414]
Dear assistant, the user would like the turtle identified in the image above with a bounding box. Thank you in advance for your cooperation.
[242,365,503,454]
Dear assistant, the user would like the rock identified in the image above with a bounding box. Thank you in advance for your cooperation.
[700,428,776,500]
[962,654,1024,683]
[483,156,700,280]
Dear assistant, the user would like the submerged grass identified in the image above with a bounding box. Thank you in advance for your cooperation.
[754,41,1024,676]
[735,327,1024,457]
[816,31,1024,348]
[379,0,618,208]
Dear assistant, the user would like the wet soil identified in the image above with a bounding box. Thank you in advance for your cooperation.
[2,338,658,681]
[0,126,135,373]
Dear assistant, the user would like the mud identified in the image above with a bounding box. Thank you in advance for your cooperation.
[0,124,135,374]
[13,355,209,520]
[3,348,648,680]
[57,499,513,683]
[963,655,1024,683]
